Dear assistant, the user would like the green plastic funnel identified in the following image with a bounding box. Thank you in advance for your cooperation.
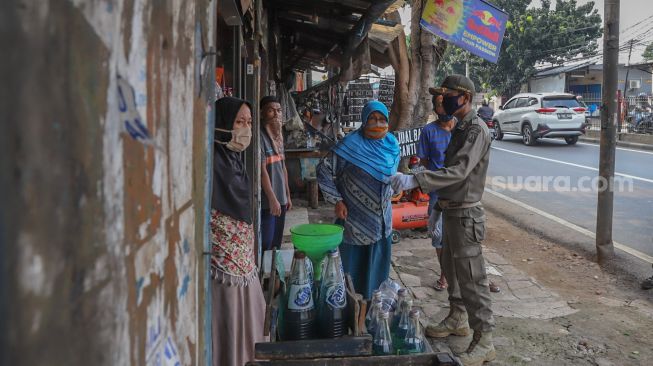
[290,223,344,280]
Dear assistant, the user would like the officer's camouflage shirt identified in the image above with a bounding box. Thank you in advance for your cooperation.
[414,109,491,203]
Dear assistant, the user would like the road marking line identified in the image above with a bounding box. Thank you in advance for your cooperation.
[485,188,653,264]
[491,146,653,184]
[577,141,653,155]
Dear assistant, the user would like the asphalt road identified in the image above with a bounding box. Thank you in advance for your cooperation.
[486,135,653,258]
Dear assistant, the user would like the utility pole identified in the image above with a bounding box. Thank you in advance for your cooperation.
[596,0,619,264]
[621,39,634,132]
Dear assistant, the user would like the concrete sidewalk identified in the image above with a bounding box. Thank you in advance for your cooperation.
[288,199,653,365]
[581,129,653,151]
[389,236,581,360]
[579,136,653,152]
[390,238,577,323]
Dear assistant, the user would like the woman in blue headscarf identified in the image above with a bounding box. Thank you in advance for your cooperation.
[317,100,400,299]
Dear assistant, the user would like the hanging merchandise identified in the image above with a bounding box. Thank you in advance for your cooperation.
[378,78,395,109]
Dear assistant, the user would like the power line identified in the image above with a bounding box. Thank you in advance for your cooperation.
[530,24,653,62]
[620,12,653,35]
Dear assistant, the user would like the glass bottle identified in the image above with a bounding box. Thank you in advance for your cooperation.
[284,251,316,340]
[394,298,413,350]
[366,299,383,336]
[404,309,425,354]
[373,309,394,355]
[365,290,383,334]
[317,249,348,338]
[392,288,408,329]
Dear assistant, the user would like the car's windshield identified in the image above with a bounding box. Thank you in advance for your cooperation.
[542,98,581,109]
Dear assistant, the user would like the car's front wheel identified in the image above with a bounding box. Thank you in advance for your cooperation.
[495,122,504,141]
[565,136,579,145]
[522,124,536,146]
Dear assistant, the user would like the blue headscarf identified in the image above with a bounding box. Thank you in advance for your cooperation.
[333,100,400,183]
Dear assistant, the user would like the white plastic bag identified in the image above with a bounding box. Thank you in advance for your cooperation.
[428,208,443,248]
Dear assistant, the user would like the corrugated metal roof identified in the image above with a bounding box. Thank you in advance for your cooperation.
[270,0,404,74]
[534,60,597,77]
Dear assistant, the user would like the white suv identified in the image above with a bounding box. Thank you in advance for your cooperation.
[493,93,587,145]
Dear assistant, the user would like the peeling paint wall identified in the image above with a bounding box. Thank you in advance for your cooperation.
[1,1,215,365]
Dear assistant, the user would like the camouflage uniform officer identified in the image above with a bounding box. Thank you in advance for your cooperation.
[391,74,495,366]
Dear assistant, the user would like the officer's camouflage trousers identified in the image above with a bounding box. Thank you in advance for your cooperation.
[440,205,495,332]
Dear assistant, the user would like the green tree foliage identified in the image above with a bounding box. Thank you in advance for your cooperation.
[437,0,602,97]
[643,43,653,61]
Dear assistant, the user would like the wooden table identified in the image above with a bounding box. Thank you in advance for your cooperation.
[285,149,327,159]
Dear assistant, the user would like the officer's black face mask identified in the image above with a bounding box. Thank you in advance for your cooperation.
[443,93,465,115]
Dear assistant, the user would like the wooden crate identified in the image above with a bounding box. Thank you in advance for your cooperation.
[247,352,460,365]
[254,251,459,365]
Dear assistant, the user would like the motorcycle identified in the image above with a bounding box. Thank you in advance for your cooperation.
[478,114,497,141]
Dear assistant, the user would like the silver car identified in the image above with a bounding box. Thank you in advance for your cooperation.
[493,93,587,145]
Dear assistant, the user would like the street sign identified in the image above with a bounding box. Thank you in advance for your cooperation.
[392,127,423,158]
[420,0,508,63]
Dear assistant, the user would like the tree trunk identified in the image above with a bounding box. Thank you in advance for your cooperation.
[387,12,410,131]
[387,1,447,131]
[412,37,447,128]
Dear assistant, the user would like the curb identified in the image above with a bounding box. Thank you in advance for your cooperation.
[579,136,653,152]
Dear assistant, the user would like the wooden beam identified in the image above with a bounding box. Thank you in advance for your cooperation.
[275,9,358,25]
[271,0,369,15]
[276,14,357,33]
[247,352,461,366]
[342,0,395,57]
[277,19,348,38]
[254,336,373,360]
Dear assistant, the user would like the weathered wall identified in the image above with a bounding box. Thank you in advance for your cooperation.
[528,73,566,94]
[1,1,215,365]
[567,67,653,96]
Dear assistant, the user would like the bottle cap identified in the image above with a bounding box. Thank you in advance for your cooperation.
[409,309,420,319]
[373,290,382,300]
[294,251,306,259]
[397,288,407,297]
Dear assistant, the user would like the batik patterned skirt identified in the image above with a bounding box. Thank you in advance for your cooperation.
[210,210,266,366]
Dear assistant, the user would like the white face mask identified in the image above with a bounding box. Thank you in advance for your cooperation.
[216,127,252,152]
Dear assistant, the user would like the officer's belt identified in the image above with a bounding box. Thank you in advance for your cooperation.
[437,200,481,210]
